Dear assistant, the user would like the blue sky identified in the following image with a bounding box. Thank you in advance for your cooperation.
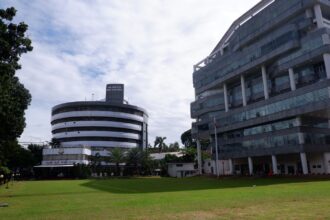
[0,0,259,145]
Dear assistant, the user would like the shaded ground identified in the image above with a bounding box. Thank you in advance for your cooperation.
[1,177,330,219]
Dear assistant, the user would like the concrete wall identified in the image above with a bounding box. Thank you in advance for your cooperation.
[203,159,231,175]
[167,163,195,178]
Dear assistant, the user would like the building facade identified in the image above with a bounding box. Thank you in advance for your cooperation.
[191,0,330,175]
[41,84,148,167]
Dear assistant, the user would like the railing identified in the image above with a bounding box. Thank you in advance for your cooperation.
[323,18,330,27]
[193,0,276,72]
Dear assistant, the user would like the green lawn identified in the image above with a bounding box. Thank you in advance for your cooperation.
[1,177,330,220]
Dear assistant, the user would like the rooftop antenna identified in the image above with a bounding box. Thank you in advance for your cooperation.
[92,93,94,101]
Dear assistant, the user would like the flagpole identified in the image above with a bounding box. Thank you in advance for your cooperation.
[214,117,219,177]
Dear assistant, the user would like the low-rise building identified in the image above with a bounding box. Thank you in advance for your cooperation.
[167,163,196,178]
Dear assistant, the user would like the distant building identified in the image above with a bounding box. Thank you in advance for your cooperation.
[191,0,330,175]
[167,163,196,178]
[150,152,183,160]
[40,84,148,168]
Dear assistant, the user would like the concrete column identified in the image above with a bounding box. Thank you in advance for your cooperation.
[314,4,324,29]
[288,68,296,91]
[248,157,253,175]
[228,158,233,175]
[196,140,202,175]
[223,83,229,112]
[271,155,278,175]
[261,65,269,100]
[296,117,305,144]
[323,53,330,79]
[241,75,247,106]
[323,153,330,174]
[300,152,309,175]
[305,8,313,18]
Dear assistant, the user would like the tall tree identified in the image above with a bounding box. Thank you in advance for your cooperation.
[153,136,167,152]
[0,7,33,168]
[108,148,126,176]
[180,129,210,150]
[181,129,195,148]
[126,148,142,174]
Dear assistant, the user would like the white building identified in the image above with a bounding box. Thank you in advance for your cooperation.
[167,163,197,178]
[38,146,91,168]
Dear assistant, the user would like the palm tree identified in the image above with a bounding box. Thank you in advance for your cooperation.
[140,150,154,175]
[126,148,142,175]
[154,136,167,152]
[108,148,126,176]
[90,153,102,175]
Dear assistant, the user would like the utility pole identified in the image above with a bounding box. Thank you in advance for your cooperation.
[214,117,219,177]
[197,139,202,175]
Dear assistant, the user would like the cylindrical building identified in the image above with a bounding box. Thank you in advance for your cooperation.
[48,84,148,159]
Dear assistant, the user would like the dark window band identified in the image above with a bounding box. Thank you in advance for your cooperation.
[51,116,143,126]
[57,136,140,144]
[52,126,141,135]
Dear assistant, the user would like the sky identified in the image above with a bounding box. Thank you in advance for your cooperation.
[0,0,260,145]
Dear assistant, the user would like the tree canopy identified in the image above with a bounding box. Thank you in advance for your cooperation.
[0,7,33,169]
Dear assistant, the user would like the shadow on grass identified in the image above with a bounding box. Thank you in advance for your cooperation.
[80,176,330,194]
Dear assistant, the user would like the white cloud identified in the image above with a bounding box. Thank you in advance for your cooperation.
[0,0,260,145]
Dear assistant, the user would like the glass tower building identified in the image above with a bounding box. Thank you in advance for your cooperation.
[191,0,330,175]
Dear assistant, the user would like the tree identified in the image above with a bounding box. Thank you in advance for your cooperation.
[0,7,33,169]
[140,150,154,175]
[27,144,43,166]
[181,147,197,162]
[90,153,102,175]
[108,148,126,176]
[49,138,61,148]
[168,142,180,152]
[126,148,142,175]
[181,129,196,148]
[153,136,167,152]
[180,129,210,150]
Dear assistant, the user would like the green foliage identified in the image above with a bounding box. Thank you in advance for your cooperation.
[181,147,197,162]
[150,136,181,153]
[181,129,196,148]
[3,142,43,172]
[0,7,33,168]
[27,144,43,166]
[180,129,210,150]
[49,138,61,148]
[107,148,126,176]
[0,166,10,175]
[153,136,167,152]
[90,153,103,175]
[72,164,91,179]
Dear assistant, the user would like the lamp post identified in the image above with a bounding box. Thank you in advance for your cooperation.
[214,117,219,177]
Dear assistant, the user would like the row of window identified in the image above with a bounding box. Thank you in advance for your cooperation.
[57,136,141,144]
[220,118,298,140]
[219,132,330,154]
[219,87,328,126]
[52,126,141,135]
[43,155,89,161]
[194,24,323,91]
[305,133,330,145]
[194,61,326,115]
[194,28,301,89]
[52,105,144,116]
[220,134,299,153]
[51,117,143,126]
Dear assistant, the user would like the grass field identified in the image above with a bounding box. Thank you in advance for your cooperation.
[1,177,330,219]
